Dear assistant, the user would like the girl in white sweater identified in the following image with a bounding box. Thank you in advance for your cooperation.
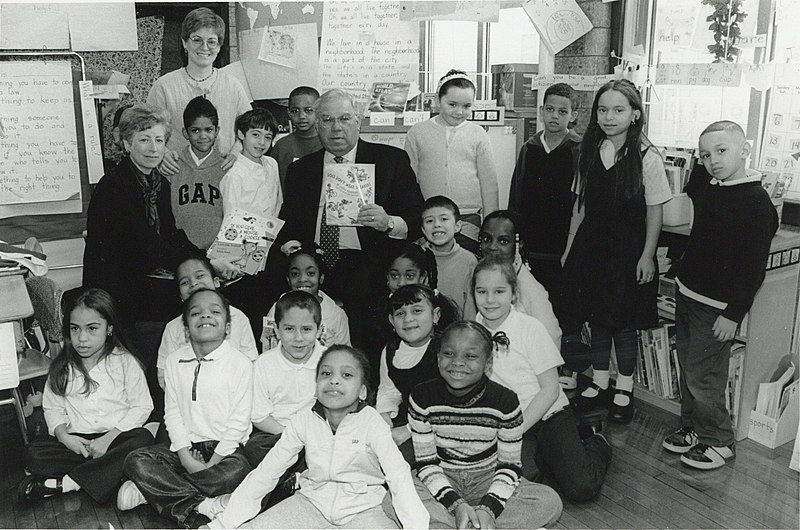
[405,69,499,252]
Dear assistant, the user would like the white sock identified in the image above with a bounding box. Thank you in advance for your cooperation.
[44,478,59,489]
[614,374,634,406]
[62,474,80,493]
[582,369,610,398]
[197,497,213,518]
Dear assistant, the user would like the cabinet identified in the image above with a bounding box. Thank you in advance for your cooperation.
[637,226,800,441]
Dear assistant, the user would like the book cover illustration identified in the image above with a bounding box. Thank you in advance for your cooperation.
[207,208,284,275]
[323,163,375,226]
[367,82,411,115]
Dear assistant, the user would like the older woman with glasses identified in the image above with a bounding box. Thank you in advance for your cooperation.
[147,7,251,165]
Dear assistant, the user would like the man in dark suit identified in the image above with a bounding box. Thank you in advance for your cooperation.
[276,89,424,357]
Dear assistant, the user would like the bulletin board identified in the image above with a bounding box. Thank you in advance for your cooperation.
[0,57,91,244]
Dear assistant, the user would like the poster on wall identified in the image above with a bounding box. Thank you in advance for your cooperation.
[759,67,800,197]
[318,2,419,105]
[522,0,593,55]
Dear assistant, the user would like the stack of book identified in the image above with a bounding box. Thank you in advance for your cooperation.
[635,322,680,400]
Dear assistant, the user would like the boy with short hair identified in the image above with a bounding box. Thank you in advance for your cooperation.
[508,83,580,299]
[245,290,325,467]
[270,86,322,191]
[220,108,282,218]
[663,121,778,470]
[420,195,477,314]
[169,96,227,250]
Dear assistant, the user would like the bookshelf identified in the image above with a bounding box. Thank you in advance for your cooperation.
[638,226,800,441]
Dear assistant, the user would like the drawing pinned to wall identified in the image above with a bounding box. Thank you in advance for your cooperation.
[240,24,319,100]
[259,26,297,68]
[0,3,69,49]
[655,0,700,48]
[318,2,419,103]
[0,61,81,207]
[398,1,500,22]
[522,0,593,55]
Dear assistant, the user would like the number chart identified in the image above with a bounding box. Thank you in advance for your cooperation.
[759,67,800,197]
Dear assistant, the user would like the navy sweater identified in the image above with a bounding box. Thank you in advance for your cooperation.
[674,166,778,323]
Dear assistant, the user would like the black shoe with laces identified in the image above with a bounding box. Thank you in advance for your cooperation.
[662,426,699,454]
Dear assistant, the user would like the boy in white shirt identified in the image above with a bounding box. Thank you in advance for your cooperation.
[220,108,282,218]
[120,290,253,528]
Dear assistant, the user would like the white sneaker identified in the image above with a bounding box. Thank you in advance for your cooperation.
[198,494,231,519]
[117,480,147,511]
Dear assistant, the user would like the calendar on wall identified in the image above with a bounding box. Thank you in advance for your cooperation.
[759,68,800,198]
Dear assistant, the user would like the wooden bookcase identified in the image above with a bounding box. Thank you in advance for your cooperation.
[637,226,800,441]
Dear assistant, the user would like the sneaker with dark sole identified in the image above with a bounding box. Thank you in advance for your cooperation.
[662,426,699,454]
[680,443,735,470]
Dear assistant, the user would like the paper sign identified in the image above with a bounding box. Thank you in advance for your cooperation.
[0,322,19,390]
[369,112,395,126]
[655,63,742,87]
[0,3,69,49]
[258,26,298,68]
[399,1,500,22]
[67,3,137,51]
[525,73,616,91]
[403,111,430,126]
[738,33,767,49]
[743,64,776,91]
[522,0,593,55]
[79,81,105,185]
[318,2,419,104]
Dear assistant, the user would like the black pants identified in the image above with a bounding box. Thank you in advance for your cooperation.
[676,292,734,447]
[124,441,251,525]
[521,408,611,502]
[128,320,167,421]
[588,324,639,377]
[24,428,154,503]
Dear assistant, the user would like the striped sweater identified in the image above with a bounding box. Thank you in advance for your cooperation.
[408,376,523,518]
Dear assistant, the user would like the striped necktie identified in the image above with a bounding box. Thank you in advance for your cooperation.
[320,156,344,270]
[178,356,214,401]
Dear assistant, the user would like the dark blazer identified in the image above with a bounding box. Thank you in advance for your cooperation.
[83,157,198,323]
[277,139,424,264]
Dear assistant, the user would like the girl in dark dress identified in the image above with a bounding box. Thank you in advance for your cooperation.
[564,80,671,424]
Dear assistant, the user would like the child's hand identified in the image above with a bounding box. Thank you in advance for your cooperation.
[455,503,480,529]
[318,324,333,346]
[713,315,737,342]
[636,255,656,284]
[391,425,411,446]
[220,151,238,171]
[191,448,206,463]
[86,432,115,458]
[179,448,208,474]
[210,257,244,281]
[159,150,181,176]
[62,434,90,457]
[476,508,496,529]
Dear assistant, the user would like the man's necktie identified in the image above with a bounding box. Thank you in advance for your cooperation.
[319,156,344,270]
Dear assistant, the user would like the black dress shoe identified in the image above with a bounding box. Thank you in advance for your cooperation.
[608,389,635,424]
[571,383,611,414]
[17,476,61,504]
[577,410,605,440]
[183,510,211,529]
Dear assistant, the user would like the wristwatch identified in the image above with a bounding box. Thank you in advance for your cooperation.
[384,216,395,234]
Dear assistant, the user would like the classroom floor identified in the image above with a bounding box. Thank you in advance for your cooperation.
[1,401,797,529]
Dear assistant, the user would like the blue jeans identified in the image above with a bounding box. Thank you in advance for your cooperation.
[412,468,562,529]
[676,292,734,446]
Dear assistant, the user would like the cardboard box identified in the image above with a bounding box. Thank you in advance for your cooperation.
[491,63,538,111]
[748,390,799,449]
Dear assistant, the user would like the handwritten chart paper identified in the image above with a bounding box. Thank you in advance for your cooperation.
[0,3,69,49]
[522,0,593,55]
[526,73,616,91]
[0,61,81,205]
[655,63,742,87]
[318,2,419,101]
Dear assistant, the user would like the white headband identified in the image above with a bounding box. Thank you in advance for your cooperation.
[437,72,473,92]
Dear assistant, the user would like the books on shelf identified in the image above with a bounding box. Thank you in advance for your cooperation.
[726,344,745,429]
[207,208,284,275]
[635,322,680,400]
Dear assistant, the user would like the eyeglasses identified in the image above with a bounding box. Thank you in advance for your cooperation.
[188,36,220,49]
[318,114,356,128]
[288,107,315,116]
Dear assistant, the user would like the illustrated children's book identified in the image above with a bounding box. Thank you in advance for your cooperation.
[207,208,284,275]
[367,82,411,115]
[322,163,375,226]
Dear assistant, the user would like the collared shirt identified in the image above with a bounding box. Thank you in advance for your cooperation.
[210,403,428,529]
[157,305,258,371]
[251,342,325,426]
[595,139,672,206]
[43,347,153,436]
[220,154,282,218]
[477,309,570,419]
[376,339,430,418]
[314,146,408,249]
[189,148,214,167]
[164,341,253,456]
